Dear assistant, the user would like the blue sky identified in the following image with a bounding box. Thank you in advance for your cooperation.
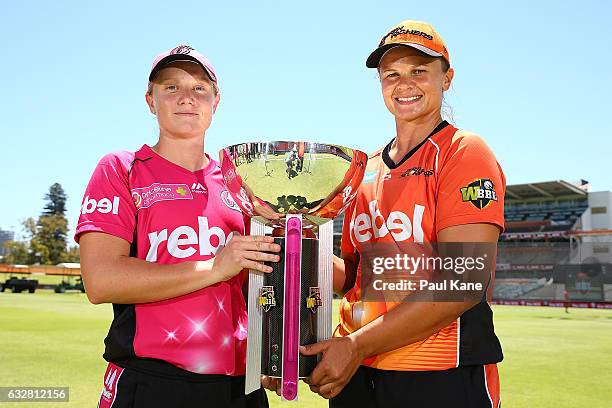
[1,0,611,239]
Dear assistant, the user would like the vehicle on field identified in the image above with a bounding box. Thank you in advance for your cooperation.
[0,276,38,293]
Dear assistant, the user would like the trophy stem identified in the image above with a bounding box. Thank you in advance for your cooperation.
[317,220,334,342]
[281,215,302,401]
[245,219,266,394]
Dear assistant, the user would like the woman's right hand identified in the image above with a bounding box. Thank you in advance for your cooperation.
[210,234,281,282]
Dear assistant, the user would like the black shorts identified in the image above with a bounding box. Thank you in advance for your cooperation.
[97,363,268,408]
[330,364,501,408]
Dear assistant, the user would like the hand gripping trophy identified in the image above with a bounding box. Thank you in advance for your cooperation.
[219,142,366,401]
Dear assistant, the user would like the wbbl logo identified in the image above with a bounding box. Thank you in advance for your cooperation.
[460,178,498,209]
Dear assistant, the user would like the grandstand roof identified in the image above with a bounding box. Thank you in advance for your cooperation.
[506,180,588,201]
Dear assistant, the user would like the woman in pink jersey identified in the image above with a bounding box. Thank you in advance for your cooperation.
[76,45,279,408]
[298,21,505,407]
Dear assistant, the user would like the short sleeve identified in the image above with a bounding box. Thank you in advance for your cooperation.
[435,132,505,235]
[74,152,137,244]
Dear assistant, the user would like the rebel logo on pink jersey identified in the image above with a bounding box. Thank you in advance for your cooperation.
[81,196,120,215]
[131,183,193,209]
[145,216,239,262]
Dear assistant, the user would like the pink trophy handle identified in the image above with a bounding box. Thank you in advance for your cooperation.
[282,217,301,400]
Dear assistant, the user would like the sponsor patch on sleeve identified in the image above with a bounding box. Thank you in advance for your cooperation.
[460,178,498,209]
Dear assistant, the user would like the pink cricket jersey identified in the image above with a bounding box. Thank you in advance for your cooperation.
[75,144,248,376]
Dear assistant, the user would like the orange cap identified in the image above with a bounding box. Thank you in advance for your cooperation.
[366,20,450,68]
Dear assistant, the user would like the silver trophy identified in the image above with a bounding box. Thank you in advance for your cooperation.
[219,142,367,401]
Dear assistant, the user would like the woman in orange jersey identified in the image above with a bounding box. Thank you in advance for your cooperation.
[300,21,505,407]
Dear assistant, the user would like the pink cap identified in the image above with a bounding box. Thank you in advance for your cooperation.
[149,45,218,84]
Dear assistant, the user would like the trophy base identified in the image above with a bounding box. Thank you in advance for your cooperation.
[260,237,319,378]
[245,218,334,395]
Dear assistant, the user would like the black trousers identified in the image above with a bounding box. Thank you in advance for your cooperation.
[330,364,501,408]
[97,363,268,408]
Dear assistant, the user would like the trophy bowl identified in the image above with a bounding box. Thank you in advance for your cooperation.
[219,141,367,224]
[219,141,367,401]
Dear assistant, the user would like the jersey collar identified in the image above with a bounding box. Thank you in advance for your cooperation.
[135,144,155,161]
[134,144,216,175]
[382,120,449,170]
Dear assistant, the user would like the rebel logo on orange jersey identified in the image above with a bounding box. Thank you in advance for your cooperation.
[351,199,425,244]
[460,178,498,209]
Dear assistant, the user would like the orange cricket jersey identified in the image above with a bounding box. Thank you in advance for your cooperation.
[336,121,505,371]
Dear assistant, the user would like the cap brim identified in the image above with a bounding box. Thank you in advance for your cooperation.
[149,54,216,82]
[366,43,443,68]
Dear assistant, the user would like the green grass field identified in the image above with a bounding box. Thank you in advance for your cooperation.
[1,291,611,407]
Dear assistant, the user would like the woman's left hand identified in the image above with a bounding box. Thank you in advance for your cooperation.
[300,336,364,399]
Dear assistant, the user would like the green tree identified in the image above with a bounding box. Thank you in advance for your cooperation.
[34,183,70,264]
[4,184,74,265]
[33,215,67,264]
[7,217,51,264]
[43,183,67,216]
[3,240,30,265]
[3,218,47,265]
[64,245,80,263]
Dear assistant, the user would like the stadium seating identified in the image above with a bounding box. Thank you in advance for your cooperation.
[493,278,549,299]
[497,243,570,265]
[504,200,588,225]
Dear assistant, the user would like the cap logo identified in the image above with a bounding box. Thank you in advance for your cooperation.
[171,45,194,55]
[379,26,434,47]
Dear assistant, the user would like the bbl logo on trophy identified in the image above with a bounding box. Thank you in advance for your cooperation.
[259,286,277,312]
[306,287,323,314]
